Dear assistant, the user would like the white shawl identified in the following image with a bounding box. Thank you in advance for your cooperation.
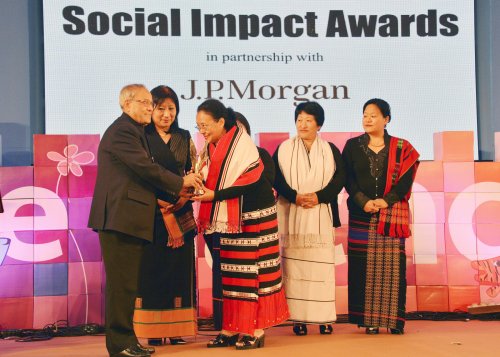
[277,135,335,247]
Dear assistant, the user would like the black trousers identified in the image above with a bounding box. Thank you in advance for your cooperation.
[99,230,146,355]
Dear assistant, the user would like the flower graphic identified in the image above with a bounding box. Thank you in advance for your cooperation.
[47,144,95,195]
[471,258,500,298]
[47,144,95,177]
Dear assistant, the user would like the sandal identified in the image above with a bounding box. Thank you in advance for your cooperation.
[235,334,265,350]
[207,333,239,348]
[319,324,333,335]
[292,323,308,336]
[365,327,379,335]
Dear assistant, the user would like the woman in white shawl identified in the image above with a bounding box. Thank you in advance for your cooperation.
[273,101,345,336]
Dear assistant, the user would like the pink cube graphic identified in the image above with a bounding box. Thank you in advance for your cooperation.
[68,293,102,325]
[415,254,448,285]
[448,286,480,312]
[414,161,444,192]
[0,297,34,329]
[68,229,101,263]
[335,286,348,315]
[447,254,479,286]
[67,135,99,167]
[445,192,475,224]
[406,286,417,312]
[68,165,97,198]
[319,132,351,152]
[335,255,348,286]
[412,224,445,256]
[475,192,500,224]
[33,295,68,329]
[474,162,500,189]
[34,135,68,167]
[34,230,68,264]
[33,197,68,231]
[0,231,34,265]
[68,197,93,230]
[412,192,445,224]
[0,264,34,298]
[445,223,477,256]
[417,285,449,311]
[0,166,34,199]
[254,132,289,156]
[406,255,416,286]
[68,261,102,295]
[34,166,68,198]
[433,131,474,162]
[443,162,475,193]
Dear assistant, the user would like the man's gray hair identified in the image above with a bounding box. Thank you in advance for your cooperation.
[119,84,147,109]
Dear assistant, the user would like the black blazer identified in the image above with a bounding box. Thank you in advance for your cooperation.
[88,113,183,241]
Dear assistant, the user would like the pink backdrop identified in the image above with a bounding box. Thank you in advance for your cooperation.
[1,131,499,330]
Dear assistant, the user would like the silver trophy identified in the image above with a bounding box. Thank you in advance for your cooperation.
[194,144,208,196]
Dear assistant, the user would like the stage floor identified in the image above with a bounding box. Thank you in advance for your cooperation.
[1,320,498,356]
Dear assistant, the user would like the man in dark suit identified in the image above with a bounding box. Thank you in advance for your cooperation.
[88,84,201,357]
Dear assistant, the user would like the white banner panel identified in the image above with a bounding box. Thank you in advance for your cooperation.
[43,0,477,159]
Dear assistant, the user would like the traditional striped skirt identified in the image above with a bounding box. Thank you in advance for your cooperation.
[348,212,406,330]
[133,222,197,338]
[220,204,289,335]
[282,235,336,324]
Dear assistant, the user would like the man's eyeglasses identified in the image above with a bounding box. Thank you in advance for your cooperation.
[131,99,153,108]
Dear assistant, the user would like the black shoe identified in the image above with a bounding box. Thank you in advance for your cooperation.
[112,345,150,357]
[319,324,333,335]
[147,338,164,346]
[365,327,379,335]
[292,323,307,336]
[235,334,265,350]
[169,337,187,345]
[137,343,155,354]
[207,333,239,348]
[390,328,404,335]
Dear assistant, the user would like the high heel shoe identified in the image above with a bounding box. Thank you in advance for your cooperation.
[365,327,379,335]
[292,323,308,336]
[390,328,404,335]
[147,338,165,346]
[169,337,187,345]
[319,324,333,335]
[207,333,239,348]
[235,334,265,350]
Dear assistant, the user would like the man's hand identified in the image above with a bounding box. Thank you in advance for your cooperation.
[179,186,194,199]
[157,199,175,214]
[183,172,203,190]
[172,197,188,211]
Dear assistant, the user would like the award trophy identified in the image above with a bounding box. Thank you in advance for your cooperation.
[194,144,208,196]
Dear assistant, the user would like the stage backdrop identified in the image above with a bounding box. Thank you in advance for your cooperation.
[1,130,499,330]
[42,0,477,160]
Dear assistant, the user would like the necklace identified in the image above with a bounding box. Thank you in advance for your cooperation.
[369,141,385,147]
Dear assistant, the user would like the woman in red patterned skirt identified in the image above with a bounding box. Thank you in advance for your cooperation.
[193,99,289,350]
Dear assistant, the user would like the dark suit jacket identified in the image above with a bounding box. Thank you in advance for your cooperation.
[88,113,183,241]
